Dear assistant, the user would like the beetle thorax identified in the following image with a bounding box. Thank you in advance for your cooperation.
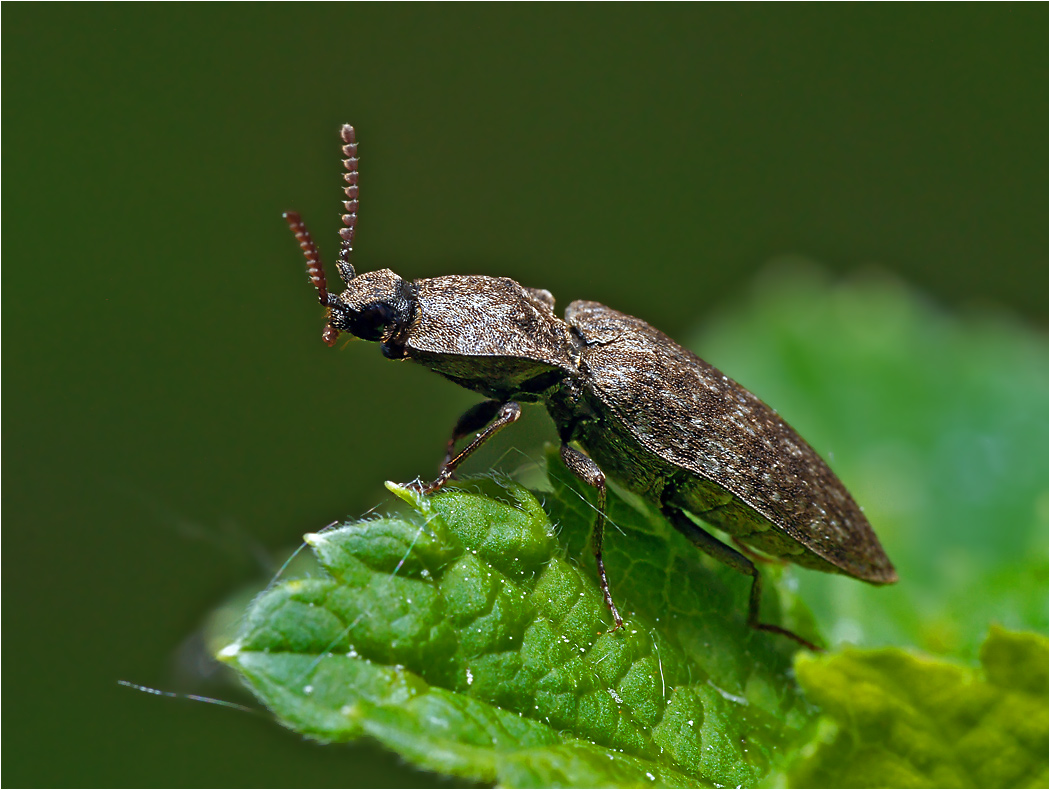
[399,275,580,401]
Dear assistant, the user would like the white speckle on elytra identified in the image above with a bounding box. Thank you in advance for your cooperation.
[466,669,474,685]
[646,772,656,781]
[303,685,314,694]
[688,719,694,726]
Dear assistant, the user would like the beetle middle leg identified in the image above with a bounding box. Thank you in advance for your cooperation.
[414,401,522,495]
[662,507,820,651]
[559,443,624,630]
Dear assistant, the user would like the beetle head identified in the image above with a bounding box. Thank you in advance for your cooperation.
[326,268,416,349]
[282,207,415,348]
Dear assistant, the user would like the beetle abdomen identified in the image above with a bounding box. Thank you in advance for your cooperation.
[564,300,896,584]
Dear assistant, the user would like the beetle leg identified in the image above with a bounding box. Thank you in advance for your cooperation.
[661,507,821,652]
[731,536,787,566]
[559,444,624,630]
[441,400,505,469]
[414,401,522,495]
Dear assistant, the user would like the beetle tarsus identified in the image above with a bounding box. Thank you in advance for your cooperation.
[663,506,821,650]
[751,622,821,652]
[744,565,822,651]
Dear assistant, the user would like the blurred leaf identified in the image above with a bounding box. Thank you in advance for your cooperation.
[775,626,1049,788]
[691,261,1049,656]
[220,475,817,787]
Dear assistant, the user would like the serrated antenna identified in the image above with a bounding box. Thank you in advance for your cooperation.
[336,124,358,283]
[282,211,329,305]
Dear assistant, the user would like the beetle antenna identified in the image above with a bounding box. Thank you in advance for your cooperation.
[283,210,341,347]
[283,211,330,305]
[336,124,358,283]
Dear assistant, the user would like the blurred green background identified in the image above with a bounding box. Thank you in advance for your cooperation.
[5,5,1045,787]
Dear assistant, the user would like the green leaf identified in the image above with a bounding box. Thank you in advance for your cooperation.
[220,474,817,787]
[777,626,1049,788]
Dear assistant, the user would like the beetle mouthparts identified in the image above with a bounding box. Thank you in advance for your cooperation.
[321,323,340,347]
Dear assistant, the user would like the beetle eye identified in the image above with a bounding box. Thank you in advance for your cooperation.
[348,301,396,341]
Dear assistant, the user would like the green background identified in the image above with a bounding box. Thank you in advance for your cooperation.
[5,5,1045,787]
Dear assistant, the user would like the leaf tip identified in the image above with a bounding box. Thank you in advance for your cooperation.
[384,480,428,509]
[303,531,326,548]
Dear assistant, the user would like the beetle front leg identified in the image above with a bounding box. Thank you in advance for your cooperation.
[661,507,821,651]
[440,400,505,469]
[414,401,522,495]
[559,444,624,630]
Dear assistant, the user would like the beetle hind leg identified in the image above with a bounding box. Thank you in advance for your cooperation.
[731,536,788,566]
[661,507,821,651]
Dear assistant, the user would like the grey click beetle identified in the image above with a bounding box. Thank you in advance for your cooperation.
[283,124,897,650]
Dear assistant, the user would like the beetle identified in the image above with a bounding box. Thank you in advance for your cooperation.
[283,124,897,649]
